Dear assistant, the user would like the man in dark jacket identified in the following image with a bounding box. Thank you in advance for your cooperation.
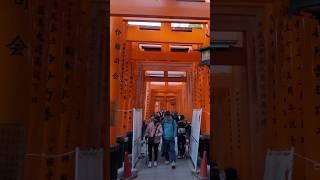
[177,115,188,158]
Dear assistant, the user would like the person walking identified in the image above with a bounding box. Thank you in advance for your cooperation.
[162,111,177,169]
[177,115,188,158]
[145,116,163,168]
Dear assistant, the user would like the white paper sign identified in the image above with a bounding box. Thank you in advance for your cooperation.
[75,148,103,180]
[263,148,294,180]
[132,108,143,168]
[189,109,203,171]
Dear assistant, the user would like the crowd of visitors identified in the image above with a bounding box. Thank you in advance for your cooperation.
[143,110,191,169]
[143,110,240,179]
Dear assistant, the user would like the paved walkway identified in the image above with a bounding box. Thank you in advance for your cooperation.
[134,143,198,180]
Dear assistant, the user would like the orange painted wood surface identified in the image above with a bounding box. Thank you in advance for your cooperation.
[212,2,320,179]
[111,0,209,19]
[110,17,210,133]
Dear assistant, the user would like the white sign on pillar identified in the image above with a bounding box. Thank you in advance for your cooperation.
[189,108,203,171]
[132,108,143,168]
[263,148,294,180]
[75,148,103,180]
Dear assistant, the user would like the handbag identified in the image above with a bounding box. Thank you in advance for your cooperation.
[148,124,158,144]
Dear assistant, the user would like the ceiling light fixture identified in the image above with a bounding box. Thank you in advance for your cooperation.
[128,21,161,27]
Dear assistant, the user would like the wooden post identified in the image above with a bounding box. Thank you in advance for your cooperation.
[0,1,31,179]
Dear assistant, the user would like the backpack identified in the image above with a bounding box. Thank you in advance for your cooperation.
[177,120,187,135]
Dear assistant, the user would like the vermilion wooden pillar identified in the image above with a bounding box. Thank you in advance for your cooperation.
[40,0,64,176]
[110,17,126,137]
[57,0,83,179]
[24,0,47,179]
[302,15,320,180]
[0,1,31,179]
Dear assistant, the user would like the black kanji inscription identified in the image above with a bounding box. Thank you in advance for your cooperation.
[315,46,320,56]
[288,87,293,94]
[295,20,300,28]
[284,22,290,32]
[290,136,296,145]
[112,73,119,80]
[115,43,121,50]
[53,0,58,8]
[47,89,53,102]
[15,0,24,4]
[76,111,81,120]
[316,105,320,115]
[48,54,56,63]
[45,107,54,120]
[7,36,27,56]
[314,65,320,78]
[288,121,296,128]
[48,72,55,80]
[114,58,120,64]
[64,62,71,70]
[313,27,319,38]
[64,76,70,84]
[115,29,122,36]
[316,85,320,95]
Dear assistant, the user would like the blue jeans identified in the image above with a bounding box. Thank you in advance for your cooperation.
[163,139,176,162]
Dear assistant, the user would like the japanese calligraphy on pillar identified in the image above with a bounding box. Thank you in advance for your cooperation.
[41,0,63,179]
[14,0,28,9]
[7,36,28,56]
[312,23,320,139]
[61,0,78,150]
[256,20,268,129]
[31,1,48,107]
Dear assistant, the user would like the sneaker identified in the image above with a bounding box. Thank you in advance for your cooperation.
[165,160,170,164]
[153,161,157,167]
[177,155,181,159]
[148,162,152,168]
[171,161,176,169]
